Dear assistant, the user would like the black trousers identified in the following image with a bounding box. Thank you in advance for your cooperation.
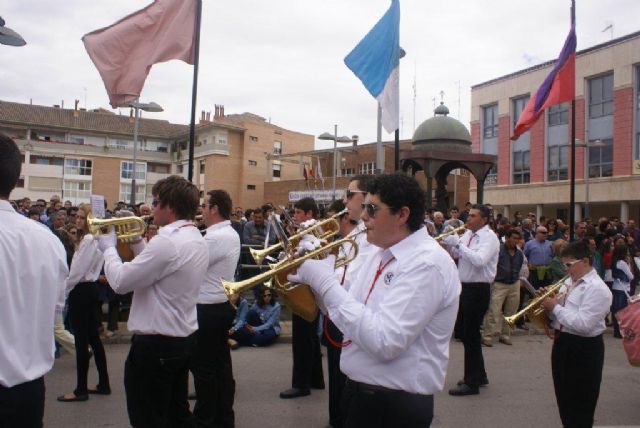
[552,332,604,428]
[291,313,324,389]
[323,319,347,428]
[342,379,433,428]
[0,377,45,428]
[125,334,194,428]
[190,302,236,428]
[460,282,490,388]
[68,282,110,395]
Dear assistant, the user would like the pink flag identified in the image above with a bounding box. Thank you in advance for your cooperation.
[82,0,197,108]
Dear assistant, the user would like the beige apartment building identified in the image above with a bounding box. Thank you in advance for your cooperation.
[1,100,313,210]
[470,30,640,223]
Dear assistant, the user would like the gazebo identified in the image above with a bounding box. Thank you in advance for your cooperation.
[400,102,496,212]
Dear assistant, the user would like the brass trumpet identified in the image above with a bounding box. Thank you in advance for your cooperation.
[435,224,467,241]
[504,275,569,329]
[87,214,148,243]
[222,229,364,321]
[249,209,345,265]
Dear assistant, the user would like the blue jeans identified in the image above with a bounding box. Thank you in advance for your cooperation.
[611,289,628,337]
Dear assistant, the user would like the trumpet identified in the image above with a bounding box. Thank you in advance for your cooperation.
[435,224,467,241]
[504,275,569,329]
[87,214,148,243]
[249,209,345,265]
[222,229,364,321]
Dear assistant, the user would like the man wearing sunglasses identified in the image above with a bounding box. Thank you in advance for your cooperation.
[189,189,240,427]
[443,204,500,397]
[98,175,208,427]
[541,240,611,428]
[288,174,460,427]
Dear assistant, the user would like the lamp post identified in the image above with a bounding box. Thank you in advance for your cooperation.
[318,127,352,201]
[575,139,605,220]
[0,17,26,46]
[128,101,163,206]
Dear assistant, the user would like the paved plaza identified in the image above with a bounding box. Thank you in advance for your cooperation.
[44,334,639,427]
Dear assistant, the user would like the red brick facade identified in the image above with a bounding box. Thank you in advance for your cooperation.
[614,86,634,176]
[497,115,511,185]
[529,116,545,182]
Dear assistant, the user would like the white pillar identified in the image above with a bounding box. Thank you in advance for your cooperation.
[574,203,582,222]
[502,205,510,221]
[621,201,630,224]
[536,204,543,221]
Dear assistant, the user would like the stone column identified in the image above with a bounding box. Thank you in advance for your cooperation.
[621,201,630,224]
[502,205,510,220]
[574,203,582,222]
[536,204,543,221]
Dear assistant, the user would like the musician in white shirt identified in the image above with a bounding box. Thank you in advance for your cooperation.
[542,240,612,428]
[58,203,111,402]
[190,189,241,427]
[443,204,500,396]
[98,175,208,428]
[0,134,68,427]
[289,174,460,428]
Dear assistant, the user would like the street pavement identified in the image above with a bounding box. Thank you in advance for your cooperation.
[44,333,640,427]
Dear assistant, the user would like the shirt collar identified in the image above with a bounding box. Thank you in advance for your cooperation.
[159,219,194,236]
[387,226,428,263]
[0,200,15,212]
[206,219,231,233]
[574,267,598,286]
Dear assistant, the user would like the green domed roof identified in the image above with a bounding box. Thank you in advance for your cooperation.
[412,102,472,153]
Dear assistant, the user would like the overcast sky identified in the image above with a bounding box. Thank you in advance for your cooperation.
[2,0,639,149]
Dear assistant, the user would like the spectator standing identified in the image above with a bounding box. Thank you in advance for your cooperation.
[524,227,553,289]
[242,208,276,246]
[611,244,633,338]
[521,219,534,242]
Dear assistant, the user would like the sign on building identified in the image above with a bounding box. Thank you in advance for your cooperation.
[288,190,345,202]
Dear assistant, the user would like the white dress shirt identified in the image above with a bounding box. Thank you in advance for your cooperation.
[198,220,241,304]
[66,234,103,295]
[612,260,634,293]
[341,221,377,291]
[550,268,612,337]
[320,227,461,395]
[0,200,68,387]
[103,219,208,337]
[450,225,500,284]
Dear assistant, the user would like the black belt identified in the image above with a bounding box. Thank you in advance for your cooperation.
[346,379,431,397]
[132,334,192,344]
[461,282,490,287]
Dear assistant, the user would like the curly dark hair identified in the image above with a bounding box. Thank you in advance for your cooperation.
[366,173,425,232]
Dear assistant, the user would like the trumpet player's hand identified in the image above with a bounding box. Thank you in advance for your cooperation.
[97,227,117,253]
[287,255,336,296]
[542,295,557,311]
[442,233,459,248]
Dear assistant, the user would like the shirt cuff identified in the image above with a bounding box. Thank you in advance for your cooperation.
[322,282,349,310]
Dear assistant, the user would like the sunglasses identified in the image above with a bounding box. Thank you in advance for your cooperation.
[346,190,367,199]
[361,203,390,218]
[563,260,582,268]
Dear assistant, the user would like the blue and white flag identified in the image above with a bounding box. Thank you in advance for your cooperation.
[344,0,400,133]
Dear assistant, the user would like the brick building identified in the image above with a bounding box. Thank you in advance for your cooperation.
[1,100,313,210]
[471,30,640,222]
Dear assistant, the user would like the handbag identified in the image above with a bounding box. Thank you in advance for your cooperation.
[616,294,640,367]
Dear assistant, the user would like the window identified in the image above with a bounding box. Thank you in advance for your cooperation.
[513,150,530,184]
[68,136,85,145]
[156,143,168,153]
[272,163,281,178]
[29,155,63,166]
[248,160,257,166]
[250,136,258,142]
[63,180,91,200]
[485,166,497,185]
[359,162,376,175]
[199,160,206,173]
[148,163,170,174]
[273,141,282,155]
[636,133,640,162]
[548,103,569,126]
[512,96,529,128]
[217,138,227,145]
[109,139,130,150]
[482,104,498,138]
[547,145,569,181]
[120,161,146,180]
[247,185,256,190]
[177,164,184,173]
[588,139,613,178]
[119,183,145,204]
[589,74,613,118]
[64,158,92,176]
[341,167,355,177]
[16,177,24,188]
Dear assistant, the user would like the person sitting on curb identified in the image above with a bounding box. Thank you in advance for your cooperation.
[230,287,280,348]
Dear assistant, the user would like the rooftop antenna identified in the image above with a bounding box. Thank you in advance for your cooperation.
[602,22,613,40]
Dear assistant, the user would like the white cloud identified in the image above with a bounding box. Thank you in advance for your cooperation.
[2,0,639,149]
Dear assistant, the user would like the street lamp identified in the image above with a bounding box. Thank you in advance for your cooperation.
[0,17,26,46]
[318,127,352,200]
[128,101,163,206]
[575,139,605,219]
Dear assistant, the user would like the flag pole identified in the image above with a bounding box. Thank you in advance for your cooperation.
[569,0,576,239]
[187,0,202,182]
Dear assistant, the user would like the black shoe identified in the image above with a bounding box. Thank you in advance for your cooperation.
[57,393,89,402]
[448,383,479,396]
[87,386,111,395]
[279,387,310,399]
[456,377,488,387]
[311,383,325,390]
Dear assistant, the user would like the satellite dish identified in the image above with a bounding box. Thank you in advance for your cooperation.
[0,17,26,47]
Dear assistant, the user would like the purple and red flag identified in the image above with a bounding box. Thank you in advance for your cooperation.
[511,26,576,140]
